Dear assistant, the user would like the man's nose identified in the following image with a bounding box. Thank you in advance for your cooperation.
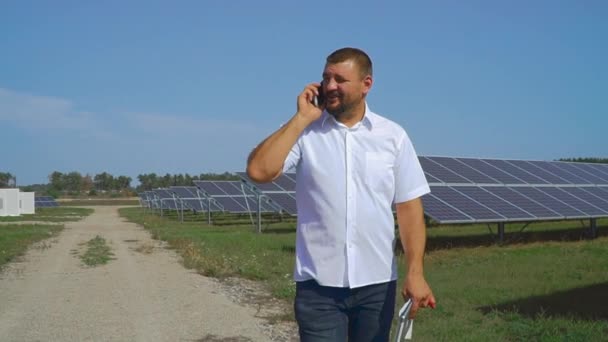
[325,79,338,91]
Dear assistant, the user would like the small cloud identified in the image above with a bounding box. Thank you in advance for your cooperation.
[0,87,99,132]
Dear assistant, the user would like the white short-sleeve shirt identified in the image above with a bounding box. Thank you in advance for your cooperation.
[283,104,430,288]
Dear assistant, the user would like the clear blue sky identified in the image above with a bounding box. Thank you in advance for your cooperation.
[1,1,606,186]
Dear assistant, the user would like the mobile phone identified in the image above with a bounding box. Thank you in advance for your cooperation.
[313,81,325,107]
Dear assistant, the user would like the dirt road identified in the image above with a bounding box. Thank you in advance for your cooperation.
[0,206,278,341]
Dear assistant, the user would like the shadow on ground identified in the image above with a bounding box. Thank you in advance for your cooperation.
[424,225,607,252]
[478,282,608,320]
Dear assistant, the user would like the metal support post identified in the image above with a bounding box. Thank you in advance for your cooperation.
[590,218,598,239]
[257,194,262,234]
[498,222,505,243]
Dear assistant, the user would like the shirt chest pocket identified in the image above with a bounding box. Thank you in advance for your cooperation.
[365,152,395,193]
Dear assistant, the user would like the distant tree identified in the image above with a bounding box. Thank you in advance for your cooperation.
[94,172,114,191]
[64,171,83,192]
[557,157,608,164]
[199,172,239,180]
[49,171,65,191]
[82,174,94,193]
[0,172,14,188]
[137,173,159,191]
[115,176,132,190]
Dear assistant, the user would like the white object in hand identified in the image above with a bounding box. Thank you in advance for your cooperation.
[394,298,414,341]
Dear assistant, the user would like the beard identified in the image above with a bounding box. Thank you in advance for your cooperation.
[326,94,362,121]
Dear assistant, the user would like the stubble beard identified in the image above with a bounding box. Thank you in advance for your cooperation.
[326,96,363,122]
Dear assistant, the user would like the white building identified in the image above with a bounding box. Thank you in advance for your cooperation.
[19,192,35,215]
[0,189,20,217]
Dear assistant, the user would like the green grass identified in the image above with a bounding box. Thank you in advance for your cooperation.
[120,207,608,340]
[80,235,114,266]
[0,207,94,222]
[0,224,64,268]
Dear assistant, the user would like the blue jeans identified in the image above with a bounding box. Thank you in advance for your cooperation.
[294,279,396,342]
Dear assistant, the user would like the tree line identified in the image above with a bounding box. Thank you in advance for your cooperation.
[42,171,133,196]
[137,172,239,191]
[557,157,608,164]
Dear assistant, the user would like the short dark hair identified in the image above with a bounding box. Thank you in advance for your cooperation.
[326,47,373,79]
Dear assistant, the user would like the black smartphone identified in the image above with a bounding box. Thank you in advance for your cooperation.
[313,81,325,107]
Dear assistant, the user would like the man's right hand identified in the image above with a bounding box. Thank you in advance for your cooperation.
[295,83,324,125]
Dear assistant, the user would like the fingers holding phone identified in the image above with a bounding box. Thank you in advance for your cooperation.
[296,82,324,124]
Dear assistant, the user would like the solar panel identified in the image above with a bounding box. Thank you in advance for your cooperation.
[214,181,244,195]
[455,186,534,220]
[265,193,297,215]
[561,187,608,212]
[531,161,591,185]
[535,187,608,217]
[429,186,504,221]
[421,193,473,223]
[482,186,562,220]
[235,157,608,224]
[553,162,607,184]
[509,187,586,218]
[457,158,525,184]
[483,159,548,184]
[35,196,59,208]
[169,186,211,212]
[507,160,569,184]
[424,173,442,184]
[585,163,608,181]
[419,157,471,184]
[193,181,225,196]
[273,175,296,191]
[426,157,499,184]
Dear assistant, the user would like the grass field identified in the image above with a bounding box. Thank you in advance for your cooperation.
[120,207,608,341]
[0,207,94,269]
[0,207,94,222]
[0,224,64,268]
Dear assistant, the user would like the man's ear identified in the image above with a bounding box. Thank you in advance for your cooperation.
[362,75,373,96]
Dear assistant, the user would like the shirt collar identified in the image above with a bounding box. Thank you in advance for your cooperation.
[321,102,375,130]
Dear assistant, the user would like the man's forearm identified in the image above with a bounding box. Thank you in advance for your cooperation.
[246,113,310,183]
[396,198,427,276]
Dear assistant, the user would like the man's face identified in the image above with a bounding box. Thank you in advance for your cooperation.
[322,60,372,118]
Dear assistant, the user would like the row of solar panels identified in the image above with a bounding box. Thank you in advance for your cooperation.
[139,179,296,215]
[140,157,608,225]
[35,196,60,208]
[420,156,608,185]
[417,157,608,223]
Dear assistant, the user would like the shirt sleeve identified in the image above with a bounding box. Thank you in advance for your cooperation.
[393,131,430,204]
[282,138,301,173]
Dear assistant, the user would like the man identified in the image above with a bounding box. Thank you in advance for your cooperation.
[247,47,435,341]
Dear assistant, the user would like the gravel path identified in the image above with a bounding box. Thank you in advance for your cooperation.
[0,206,277,341]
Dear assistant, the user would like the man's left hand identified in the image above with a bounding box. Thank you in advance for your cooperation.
[402,273,436,319]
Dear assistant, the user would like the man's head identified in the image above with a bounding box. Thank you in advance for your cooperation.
[322,47,373,122]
